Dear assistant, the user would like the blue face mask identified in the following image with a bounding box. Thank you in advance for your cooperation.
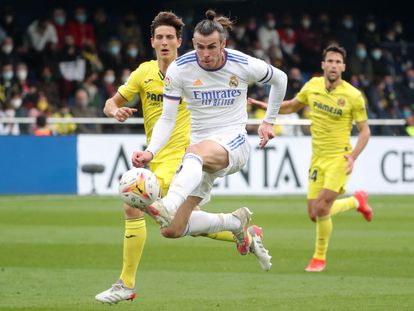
[76,14,87,24]
[356,48,367,59]
[372,50,382,60]
[109,45,120,55]
[54,16,66,26]
[127,48,138,58]
[3,71,13,81]
[403,110,411,118]
[343,20,353,29]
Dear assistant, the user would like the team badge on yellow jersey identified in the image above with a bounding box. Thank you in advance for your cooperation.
[337,98,346,107]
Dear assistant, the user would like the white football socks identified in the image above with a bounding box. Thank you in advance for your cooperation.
[162,153,203,214]
[183,211,241,236]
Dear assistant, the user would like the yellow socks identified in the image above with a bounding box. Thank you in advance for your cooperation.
[206,231,235,242]
[119,218,146,289]
[330,196,358,216]
[313,215,332,261]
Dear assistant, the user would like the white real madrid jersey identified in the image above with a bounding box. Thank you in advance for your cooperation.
[163,48,275,142]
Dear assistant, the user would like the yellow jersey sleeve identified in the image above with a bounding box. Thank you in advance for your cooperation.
[352,93,368,122]
[118,65,145,101]
[295,81,311,105]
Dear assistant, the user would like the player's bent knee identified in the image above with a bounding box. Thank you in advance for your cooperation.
[160,227,182,238]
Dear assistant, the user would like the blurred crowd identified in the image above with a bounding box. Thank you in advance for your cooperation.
[0,5,413,136]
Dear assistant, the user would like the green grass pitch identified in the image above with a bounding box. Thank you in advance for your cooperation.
[1,195,413,311]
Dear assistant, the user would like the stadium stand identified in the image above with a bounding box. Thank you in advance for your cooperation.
[0,2,413,136]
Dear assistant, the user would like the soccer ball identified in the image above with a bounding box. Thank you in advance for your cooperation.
[119,168,161,209]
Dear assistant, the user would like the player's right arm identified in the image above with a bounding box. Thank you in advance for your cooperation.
[279,98,306,114]
[131,97,179,168]
[132,62,181,168]
[103,93,137,122]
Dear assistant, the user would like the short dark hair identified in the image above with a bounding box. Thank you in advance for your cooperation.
[36,115,47,127]
[194,10,234,41]
[151,11,185,39]
[322,43,347,62]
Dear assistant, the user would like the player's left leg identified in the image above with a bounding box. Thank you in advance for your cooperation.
[305,189,338,272]
[191,205,235,242]
[119,207,147,289]
[95,204,146,304]
[306,156,343,272]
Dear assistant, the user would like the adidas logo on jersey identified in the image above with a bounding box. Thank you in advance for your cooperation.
[193,79,203,86]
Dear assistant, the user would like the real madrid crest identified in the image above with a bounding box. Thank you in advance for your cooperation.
[229,75,238,87]
[337,98,346,107]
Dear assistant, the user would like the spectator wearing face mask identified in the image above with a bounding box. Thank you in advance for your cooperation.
[359,16,381,51]
[257,12,280,51]
[51,7,70,50]
[370,46,389,80]
[278,13,300,68]
[101,38,123,71]
[334,14,357,53]
[123,42,143,71]
[98,69,117,103]
[0,62,19,105]
[67,6,96,49]
[117,11,145,55]
[392,20,405,42]
[348,42,374,88]
[296,13,321,73]
[70,88,101,133]
[15,62,32,98]
[0,37,21,67]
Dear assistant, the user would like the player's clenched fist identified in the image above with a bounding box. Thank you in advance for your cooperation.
[131,150,154,168]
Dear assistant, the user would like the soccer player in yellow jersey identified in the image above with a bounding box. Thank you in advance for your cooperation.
[249,43,373,272]
[95,12,190,304]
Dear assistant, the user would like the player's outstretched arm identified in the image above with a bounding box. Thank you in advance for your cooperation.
[247,97,268,110]
[248,97,306,115]
[103,92,137,122]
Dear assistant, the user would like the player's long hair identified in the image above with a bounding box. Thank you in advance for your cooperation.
[151,11,185,39]
[194,10,234,41]
[322,43,347,62]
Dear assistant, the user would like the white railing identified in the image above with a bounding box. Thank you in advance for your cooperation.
[0,117,407,126]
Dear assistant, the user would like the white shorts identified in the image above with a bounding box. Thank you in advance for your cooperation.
[190,132,250,205]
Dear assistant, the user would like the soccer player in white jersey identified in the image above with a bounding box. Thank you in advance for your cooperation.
[132,10,287,262]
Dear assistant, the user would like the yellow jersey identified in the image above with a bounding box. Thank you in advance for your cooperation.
[296,77,367,156]
[118,60,190,166]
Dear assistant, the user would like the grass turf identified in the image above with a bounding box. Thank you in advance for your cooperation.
[0,195,413,310]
